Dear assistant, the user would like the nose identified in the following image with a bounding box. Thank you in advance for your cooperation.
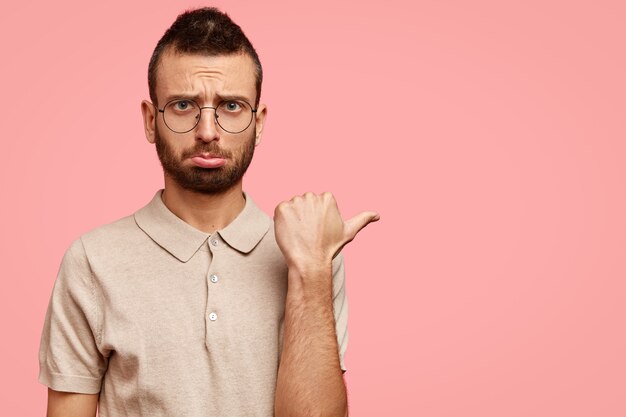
[195,106,220,142]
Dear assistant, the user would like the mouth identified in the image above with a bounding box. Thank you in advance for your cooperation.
[188,153,227,169]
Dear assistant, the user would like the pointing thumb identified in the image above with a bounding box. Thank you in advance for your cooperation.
[343,211,380,243]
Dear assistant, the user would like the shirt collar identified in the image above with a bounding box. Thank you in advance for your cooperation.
[134,189,271,262]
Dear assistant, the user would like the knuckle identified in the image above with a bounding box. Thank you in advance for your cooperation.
[275,200,289,211]
[322,192,336,205]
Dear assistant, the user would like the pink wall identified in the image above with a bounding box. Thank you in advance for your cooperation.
[1,0,625,415]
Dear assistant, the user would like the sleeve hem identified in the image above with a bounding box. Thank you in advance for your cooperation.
[39,368,102,394]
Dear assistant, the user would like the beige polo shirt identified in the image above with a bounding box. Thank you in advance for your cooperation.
[39,190,348,417]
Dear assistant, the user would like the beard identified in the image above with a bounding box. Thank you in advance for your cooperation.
[154,125,256,194]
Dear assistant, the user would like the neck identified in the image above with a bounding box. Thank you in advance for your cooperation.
[161,177,246,234]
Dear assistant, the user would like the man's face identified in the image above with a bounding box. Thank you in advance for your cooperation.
[141,50,266,194]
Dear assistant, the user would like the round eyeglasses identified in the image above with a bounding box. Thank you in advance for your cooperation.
[157,98,257,134]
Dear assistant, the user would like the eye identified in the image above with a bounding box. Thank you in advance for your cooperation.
[166,99,197,113]
[174,100,192,111]
[222,101,242,112]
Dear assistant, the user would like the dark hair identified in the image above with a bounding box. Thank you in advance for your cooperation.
[148,7,263,107]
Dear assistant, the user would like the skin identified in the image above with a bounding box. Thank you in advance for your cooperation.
[46,388,97,417]
[274,194,379,417]
[47,49,379,417]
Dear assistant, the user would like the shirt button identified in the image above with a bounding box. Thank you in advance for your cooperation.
[210,274,219,283]
[211,238,219,247]
[209,312,218,321]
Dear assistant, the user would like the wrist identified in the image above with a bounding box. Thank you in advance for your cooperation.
[287,259,331,278]
[286,262,333,299]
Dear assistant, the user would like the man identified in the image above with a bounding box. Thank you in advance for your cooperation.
[39,7,378,417]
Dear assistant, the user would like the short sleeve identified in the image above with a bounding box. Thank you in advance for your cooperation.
[331,252,348,372]
[39,238,107,394]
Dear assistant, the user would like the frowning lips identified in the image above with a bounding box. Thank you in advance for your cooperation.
[182,143,232,160]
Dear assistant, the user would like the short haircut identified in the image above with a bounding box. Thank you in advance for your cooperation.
[148,7,263,107]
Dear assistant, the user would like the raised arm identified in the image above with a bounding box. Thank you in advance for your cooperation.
[273,192,379,417]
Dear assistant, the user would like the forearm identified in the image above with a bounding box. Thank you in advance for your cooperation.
[274,265,348,417]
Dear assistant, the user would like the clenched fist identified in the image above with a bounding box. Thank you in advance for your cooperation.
[273,192,379,275]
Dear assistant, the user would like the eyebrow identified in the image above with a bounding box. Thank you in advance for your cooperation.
[163,92,253,105]
[216,93,253,103]
[163,92,201,103]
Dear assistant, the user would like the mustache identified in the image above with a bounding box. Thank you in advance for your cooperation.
[181,143,232,159]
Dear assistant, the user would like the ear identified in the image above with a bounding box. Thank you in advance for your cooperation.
[253,103,267,146]
[141,100,157,144]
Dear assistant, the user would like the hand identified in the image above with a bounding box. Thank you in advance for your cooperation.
[273,192,380,274]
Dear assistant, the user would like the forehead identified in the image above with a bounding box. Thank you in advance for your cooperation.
[155,50,257,102]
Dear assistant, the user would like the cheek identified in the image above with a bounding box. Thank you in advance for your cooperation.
[157,128,193,155]
[223,134,252,154]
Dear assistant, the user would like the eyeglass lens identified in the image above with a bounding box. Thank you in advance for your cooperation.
[163,99,254,133]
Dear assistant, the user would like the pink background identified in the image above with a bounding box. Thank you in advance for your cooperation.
[1,0,625,415]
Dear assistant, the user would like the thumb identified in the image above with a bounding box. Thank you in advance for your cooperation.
[343,211,380,243]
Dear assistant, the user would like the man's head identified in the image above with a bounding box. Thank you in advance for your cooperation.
[148,7,263,107]
[141,8,267,195]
